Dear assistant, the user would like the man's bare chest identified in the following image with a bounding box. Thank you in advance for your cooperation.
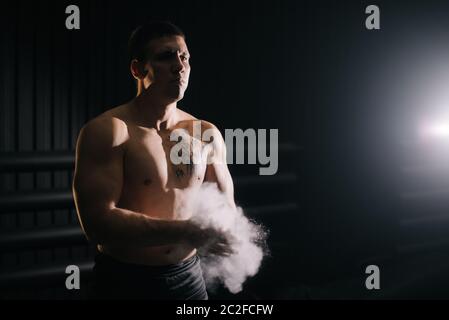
[122,127,208,188]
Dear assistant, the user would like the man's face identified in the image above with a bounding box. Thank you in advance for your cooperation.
[142,35,191,102]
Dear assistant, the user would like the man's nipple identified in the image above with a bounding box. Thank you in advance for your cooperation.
[143,178,152,186]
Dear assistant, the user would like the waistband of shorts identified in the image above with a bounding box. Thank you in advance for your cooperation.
[94,252,199,276]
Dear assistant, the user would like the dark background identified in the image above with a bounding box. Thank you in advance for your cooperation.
[2,0,449,299]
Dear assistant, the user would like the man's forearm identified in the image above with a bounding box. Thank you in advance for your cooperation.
[85,206,195,247]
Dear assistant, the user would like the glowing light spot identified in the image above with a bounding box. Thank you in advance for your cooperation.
[420,122,449,139]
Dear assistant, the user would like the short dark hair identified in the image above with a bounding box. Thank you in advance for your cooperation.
[128,21,185,64]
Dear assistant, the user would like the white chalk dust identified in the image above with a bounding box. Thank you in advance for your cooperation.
[189,183,269,294]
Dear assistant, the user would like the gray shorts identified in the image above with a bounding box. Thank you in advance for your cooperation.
[90,253,208,300]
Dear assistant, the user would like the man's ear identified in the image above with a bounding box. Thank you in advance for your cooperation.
[130,59,149,80]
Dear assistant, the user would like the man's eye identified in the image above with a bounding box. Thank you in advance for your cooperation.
[156,52,173,60]
[181,55,190,61]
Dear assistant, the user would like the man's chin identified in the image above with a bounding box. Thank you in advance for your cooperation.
[167,91,185,102]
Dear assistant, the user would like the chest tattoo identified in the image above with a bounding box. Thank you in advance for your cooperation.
[165,133,199,180]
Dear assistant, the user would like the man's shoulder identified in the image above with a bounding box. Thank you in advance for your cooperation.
[176,108,197,122]
[78,106,129,148]
[176,108,219,131]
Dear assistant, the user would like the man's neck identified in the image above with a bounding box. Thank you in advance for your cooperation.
[131,91,178,131]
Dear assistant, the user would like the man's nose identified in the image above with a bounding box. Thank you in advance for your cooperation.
[171,54,185,73]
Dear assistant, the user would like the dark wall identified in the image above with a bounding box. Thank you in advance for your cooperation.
[0,0,303,299]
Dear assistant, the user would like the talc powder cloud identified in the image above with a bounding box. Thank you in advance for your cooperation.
[189,182,269,294]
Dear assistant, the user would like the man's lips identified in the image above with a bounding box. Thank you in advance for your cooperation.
[171,78,185,84]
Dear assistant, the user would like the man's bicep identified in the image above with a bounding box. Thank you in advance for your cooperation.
[203,126,236,207]
[205,162,234,190]
[205,162,235,208]
[74,156,123,211]
[73,122,124,225]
